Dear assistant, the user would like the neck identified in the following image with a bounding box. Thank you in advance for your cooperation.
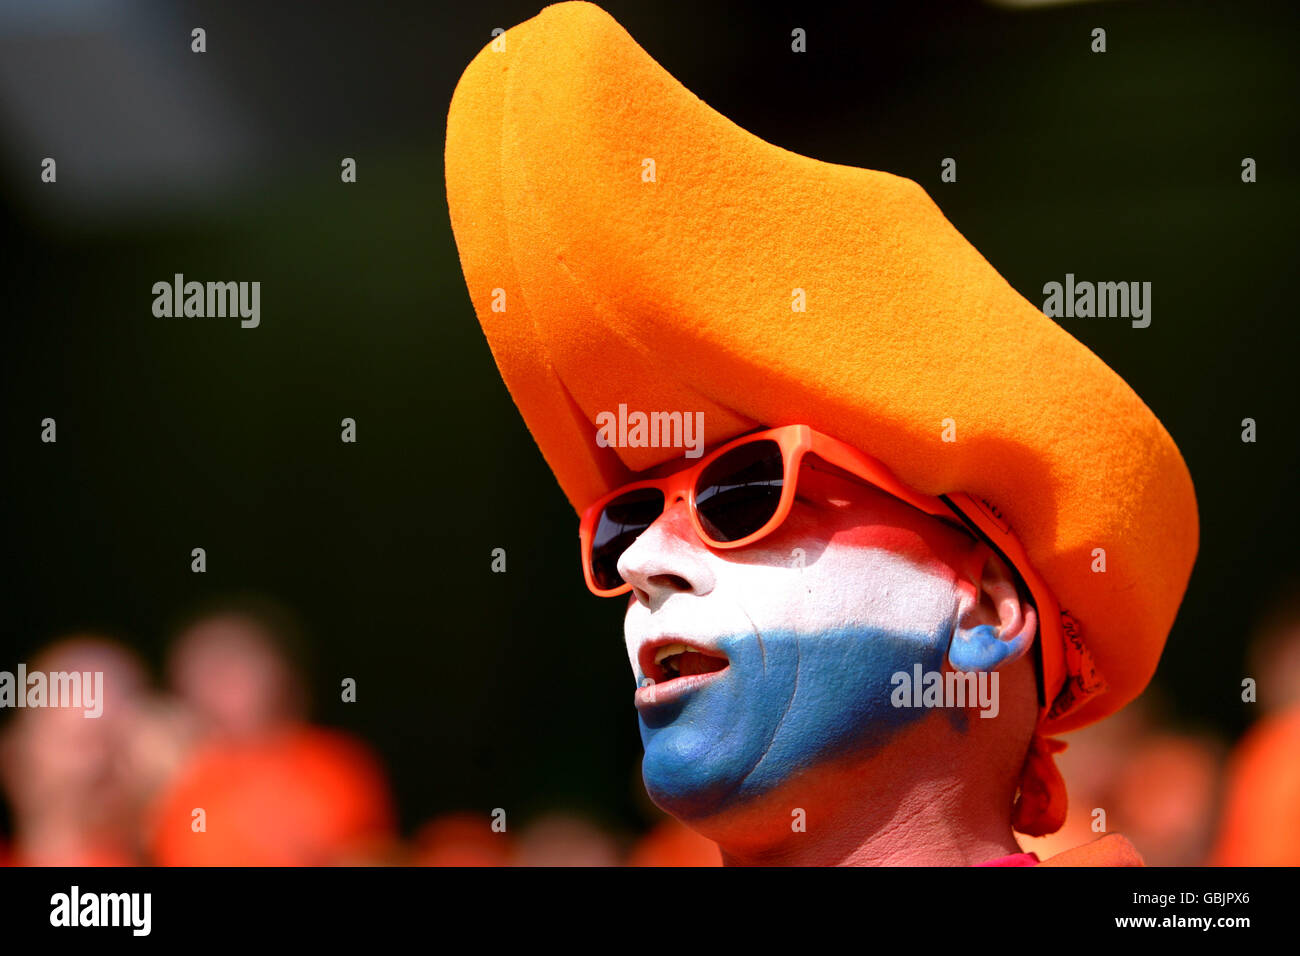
[706,721,1026,866]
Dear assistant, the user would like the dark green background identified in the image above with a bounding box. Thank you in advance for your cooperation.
[2,0,1297,836]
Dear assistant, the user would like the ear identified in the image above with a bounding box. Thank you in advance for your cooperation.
[947,546,1037,673]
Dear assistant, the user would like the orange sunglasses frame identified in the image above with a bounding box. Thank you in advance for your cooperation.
[579,424,967,598]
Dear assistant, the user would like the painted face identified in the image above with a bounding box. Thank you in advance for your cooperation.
[620,462,978,823]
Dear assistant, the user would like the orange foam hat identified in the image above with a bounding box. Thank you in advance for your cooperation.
[444,0,1198,741]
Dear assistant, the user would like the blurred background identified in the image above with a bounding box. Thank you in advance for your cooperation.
[0,0,1296,865]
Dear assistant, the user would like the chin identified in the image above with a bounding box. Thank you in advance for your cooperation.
[640,722,750,822]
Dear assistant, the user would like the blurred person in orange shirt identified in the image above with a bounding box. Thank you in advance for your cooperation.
[1212,588,1300,866]
[1018,699,1223,867]
[148,595,396,866]
[166,595,310,741]
[412,812,513,867]
[0,636,166,866]
[511,811,621,867]
[1110,731,1222,866]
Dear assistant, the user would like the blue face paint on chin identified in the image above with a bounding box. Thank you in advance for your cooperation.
[639,625,948,821]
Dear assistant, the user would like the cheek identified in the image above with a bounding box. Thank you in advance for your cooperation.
[727,534,960,638]
[779,624,947,762]
[825,520,942,568]
[736,552,960,791]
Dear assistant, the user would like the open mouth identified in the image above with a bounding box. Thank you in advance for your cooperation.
[638,640,730,699]
[653,643,729,680]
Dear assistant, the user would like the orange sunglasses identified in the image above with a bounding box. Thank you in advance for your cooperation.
[579,424,971,597]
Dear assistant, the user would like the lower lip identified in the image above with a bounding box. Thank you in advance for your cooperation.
[634,667,729,709]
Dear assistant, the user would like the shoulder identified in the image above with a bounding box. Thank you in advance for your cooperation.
[1037,833,1144,867]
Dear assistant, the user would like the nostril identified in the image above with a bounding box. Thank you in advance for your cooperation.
[647,573,692,593]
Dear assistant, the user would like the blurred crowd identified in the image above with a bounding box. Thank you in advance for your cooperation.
[0,590,1297,867]
[0,595,718,867]
[1020,586,1300,867]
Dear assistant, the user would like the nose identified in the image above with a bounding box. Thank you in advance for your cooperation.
[617,499,716,610]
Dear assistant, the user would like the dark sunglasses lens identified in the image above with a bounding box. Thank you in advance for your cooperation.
[694,439,785,543]
[590,488,666,590]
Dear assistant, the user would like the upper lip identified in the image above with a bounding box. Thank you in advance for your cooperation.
[637,637,730,683]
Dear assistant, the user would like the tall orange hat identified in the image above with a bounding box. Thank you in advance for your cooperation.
[444,1,1198,833]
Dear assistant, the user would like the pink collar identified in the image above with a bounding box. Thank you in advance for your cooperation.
[974,851,1040,867]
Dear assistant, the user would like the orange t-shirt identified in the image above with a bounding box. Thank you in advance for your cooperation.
[149,725,395,866]
[1212,706,1300,866]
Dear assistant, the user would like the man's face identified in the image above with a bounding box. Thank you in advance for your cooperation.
[620,461,978,823]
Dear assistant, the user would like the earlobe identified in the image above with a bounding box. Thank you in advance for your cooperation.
[947,550,1038,673]
[948,620,1035,672]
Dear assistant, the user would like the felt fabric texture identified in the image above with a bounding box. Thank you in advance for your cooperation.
[444,1,1198,739]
